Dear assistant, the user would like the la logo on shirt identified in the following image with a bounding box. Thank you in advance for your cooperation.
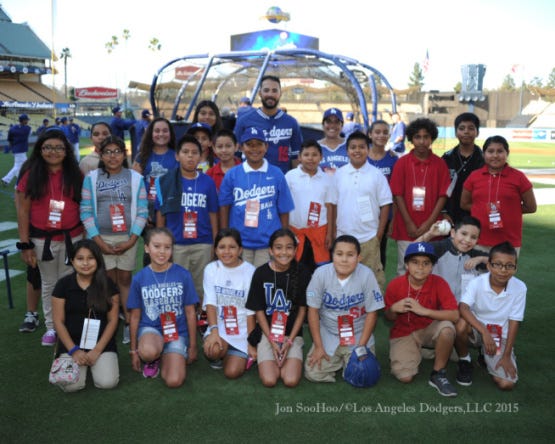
[263,282,292,315]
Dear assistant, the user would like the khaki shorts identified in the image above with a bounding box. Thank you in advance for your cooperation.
[360,236,385,292]
[389,320,455,380]
[304,343,376,383]
[102,234,139,271]
[257,333,304,363]
[470,328,518,382]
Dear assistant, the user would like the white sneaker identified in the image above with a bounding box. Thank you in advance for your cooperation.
[122,325,130,344]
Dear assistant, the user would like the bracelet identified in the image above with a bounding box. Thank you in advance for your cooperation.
[129,349,138,355]
[203,325,218,340]
[286,337,294,346]
[16,241,35,250]
[68,345,80,356]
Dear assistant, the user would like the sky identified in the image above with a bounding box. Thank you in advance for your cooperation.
[1,0,554,93]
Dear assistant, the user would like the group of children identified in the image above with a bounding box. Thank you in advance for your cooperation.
[28,110,528,397]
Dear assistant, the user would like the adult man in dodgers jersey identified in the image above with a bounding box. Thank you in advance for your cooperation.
[234,75,303,174]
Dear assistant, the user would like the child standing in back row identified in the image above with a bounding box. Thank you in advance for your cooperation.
[390,118,451,276]
[154,134,219,308]
[206,129,241,191]
[285,139,334,272]
[219,127,295,267]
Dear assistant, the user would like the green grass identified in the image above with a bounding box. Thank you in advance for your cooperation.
[433,139,555,170]
[1,144,554,443]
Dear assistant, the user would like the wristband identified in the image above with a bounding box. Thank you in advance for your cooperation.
[286,337,294,346]
[16,241,35,250]
[129,349,138,355]
[68,345,80,356]
[203,325,218,340]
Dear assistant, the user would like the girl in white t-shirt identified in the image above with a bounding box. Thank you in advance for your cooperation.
[203,228,256,379]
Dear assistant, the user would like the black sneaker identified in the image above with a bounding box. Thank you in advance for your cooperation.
[429,369,458,397]
[19,312,39,333]
[456,360,473,386]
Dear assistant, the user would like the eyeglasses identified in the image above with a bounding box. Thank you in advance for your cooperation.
[489,262,516,271]
[41,145,66,153]
[102,149,124,157]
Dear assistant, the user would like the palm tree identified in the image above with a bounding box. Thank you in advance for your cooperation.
[60,47,71,99]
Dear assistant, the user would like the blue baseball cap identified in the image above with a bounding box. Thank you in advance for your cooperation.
[240,127,266,144]
[323,107,344,123]
[112,106,122,114]
[19,113,29,121]
[186,122,212,137]
[404,242,438,264]
[239,96,251,105]
[60,117,68,123]
[141,109,151,118]
[346,111,354,120]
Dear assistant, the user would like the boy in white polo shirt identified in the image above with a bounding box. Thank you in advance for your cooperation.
[285,139,334,271]
[459,241,526,390]
[330,131,392,291]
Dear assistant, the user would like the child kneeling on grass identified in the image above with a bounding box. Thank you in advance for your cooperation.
[304,235,384,383]
[459,241,525,391]
[245,228,310,387]
[202,228,257,378]
[127,227,198,388]
[384,242,459,397]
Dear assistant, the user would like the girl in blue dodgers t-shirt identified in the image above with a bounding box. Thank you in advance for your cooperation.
[127,227,199,388]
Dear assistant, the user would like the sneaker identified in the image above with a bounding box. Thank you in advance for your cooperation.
[41,329,57,346]
[456,360,473,386]
[209,359,223,370]
[429,369,458,397]
[19,312,39,333]
[122,325,130,344]
[143,359,160,378]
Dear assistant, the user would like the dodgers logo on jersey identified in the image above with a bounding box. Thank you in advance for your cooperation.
[263,282,292,315]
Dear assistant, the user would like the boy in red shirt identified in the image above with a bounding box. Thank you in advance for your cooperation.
[385,242,459,397]
[390,118,451,276]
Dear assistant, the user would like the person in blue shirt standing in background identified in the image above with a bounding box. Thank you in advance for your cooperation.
[389,112,406,155]
[110,106,135,141]
[37,118,50,137]
[234,75,302,174]
[132,109,151,160]
[68,117,81,161]
[2,114,31,186]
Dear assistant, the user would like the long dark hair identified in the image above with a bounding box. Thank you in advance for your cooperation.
[71,239,112,312]
[98,136,129,177]
[136,117,176,173]
[269,228,301,307]
[192,100,223,134]
[19,129,82,202]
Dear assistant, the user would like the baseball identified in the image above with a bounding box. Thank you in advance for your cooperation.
[437,220,451,235]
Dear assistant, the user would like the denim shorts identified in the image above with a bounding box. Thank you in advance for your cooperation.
[227,344,248,359]
[138,326,189,359]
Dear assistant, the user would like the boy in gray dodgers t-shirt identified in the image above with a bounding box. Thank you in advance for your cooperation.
[304,235,384,383]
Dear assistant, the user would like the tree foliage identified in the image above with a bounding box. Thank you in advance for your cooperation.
[500,74,516,91]
[408,62,424,91]
[547,67,555,88]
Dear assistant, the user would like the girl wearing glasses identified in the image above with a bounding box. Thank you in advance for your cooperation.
[81,136,148,344]
[16,129,84,347]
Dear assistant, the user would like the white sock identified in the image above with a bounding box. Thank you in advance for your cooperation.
[459,354,471,362]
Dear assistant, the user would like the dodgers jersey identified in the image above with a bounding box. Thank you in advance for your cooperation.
[234,108,302,174]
